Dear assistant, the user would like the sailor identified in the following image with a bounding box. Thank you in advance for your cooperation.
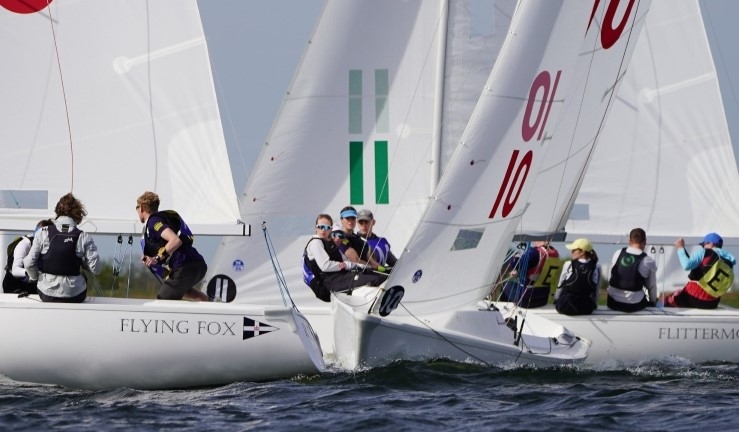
[664,233,736,309]
[336,206,381,269]
[356,209,396,272]
[303,213,386,302]
[24,194,102,303]
[554,238,600,315]
[137,191,210,301]
[3,219,53,295]
[499,241,561,308]
[607,228,658,312]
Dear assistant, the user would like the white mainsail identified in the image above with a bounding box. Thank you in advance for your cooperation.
[561,0,739,290]
[0,0,242,235]
[566,0,739,244]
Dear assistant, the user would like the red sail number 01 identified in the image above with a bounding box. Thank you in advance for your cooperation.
[489,70,560,219]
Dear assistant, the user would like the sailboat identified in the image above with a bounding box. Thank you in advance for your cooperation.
[0,0,324,389]
[205,0,542,363]
[505,0,739,364]
[329,0,651,368]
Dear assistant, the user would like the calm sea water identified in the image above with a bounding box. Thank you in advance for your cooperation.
[1,359,738,431]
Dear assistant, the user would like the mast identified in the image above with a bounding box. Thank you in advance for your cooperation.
[430,0,449,191]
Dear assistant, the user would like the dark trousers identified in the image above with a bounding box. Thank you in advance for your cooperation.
[38,290,87,303]
[665,289,720,309]
[555,292,595,316]
[607,295,648,312]
[3,272,38,295]
[158,259,208,300]
[323,270,387,293]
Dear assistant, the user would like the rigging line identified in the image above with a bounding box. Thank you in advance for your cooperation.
[261,222,291,308]
[126,235,133,298]
[209,51,250,187]
[110,235,124,297]
[145,1,158,191]
[46,2,75,192]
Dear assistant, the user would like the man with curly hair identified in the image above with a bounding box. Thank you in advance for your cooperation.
[24,193,102,303]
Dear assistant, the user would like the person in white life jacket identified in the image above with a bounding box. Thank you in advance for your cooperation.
[554,238,600,316]
[24,193,102,303]
[3,219,53,295]
[607,228,658,312]
[499,241,561,308]
[664,232,736,309]
[303,213,386,301]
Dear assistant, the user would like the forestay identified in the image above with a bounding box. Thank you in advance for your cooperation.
[389,0,652,316]
[0,0,242,235]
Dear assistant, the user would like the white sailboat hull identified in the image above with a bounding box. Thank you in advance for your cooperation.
[496,302,739,364]
[0,295,321,390]
[332,288,589,369]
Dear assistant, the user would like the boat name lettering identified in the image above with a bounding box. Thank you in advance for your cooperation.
[658,327,739,340]
[119,318,237,336]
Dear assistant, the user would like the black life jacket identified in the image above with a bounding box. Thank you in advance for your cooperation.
[609,248,647,292]
[142,210,194,257]
[38,224,82,276]
[4,235,31,272]
[561,259,597,296]
[345,233,371,262]
[303,238,343,302]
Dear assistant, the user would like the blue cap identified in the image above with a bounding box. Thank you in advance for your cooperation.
[340,209,357,218]
[700,232,723,246]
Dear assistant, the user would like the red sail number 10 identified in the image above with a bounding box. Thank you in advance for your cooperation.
[488,70,560,219]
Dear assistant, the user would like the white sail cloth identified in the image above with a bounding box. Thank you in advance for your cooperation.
[0,0,241,235]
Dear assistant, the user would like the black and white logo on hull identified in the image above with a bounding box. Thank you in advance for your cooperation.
[243,317,278,340]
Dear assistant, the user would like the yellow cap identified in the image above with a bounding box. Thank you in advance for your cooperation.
[565,238,593,252]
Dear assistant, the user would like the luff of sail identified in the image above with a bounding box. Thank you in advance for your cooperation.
[0,0,242,235]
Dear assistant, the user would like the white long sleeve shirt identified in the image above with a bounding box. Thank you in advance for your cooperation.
[306,237,356,273]
[9,236,33,279]
[24,216,102,298]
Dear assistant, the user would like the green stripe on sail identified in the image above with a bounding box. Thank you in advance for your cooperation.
[375,69,389,133]
[375,141,389,204]
[350,141,364,204]
[349,70,362,134]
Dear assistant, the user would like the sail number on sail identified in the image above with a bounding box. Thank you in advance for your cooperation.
[489,0,638,220]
